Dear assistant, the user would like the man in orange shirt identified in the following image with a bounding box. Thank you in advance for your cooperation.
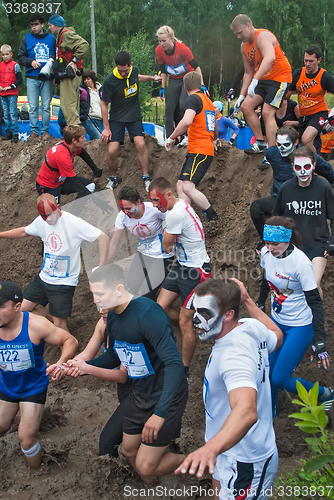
[165,71,218,221]
[286,45,334,153]
[231,14,292,154]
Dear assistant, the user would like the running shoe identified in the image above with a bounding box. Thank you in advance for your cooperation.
[319,388,334,411]
[244,141,267,155]
[143,175,152,192]
[177,136,188,146]
[258,159,270,170]
[106,176,118,190]
[2,130,12,141]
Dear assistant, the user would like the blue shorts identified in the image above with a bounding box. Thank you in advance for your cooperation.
[108,120,144,144]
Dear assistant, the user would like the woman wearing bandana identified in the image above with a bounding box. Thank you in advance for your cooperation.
[107,186,174,300]
[273,146,334,297]
[261,216,333,416]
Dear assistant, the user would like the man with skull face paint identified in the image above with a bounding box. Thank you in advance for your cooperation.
[273,146,334,297]
[0,193,109,332]
[250,126,334,241]
[175,278,283,499]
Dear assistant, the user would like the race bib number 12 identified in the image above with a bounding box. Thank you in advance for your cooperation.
[114,341,154,378]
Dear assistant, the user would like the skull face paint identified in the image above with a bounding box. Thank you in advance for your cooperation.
[193,294,224,341]
[276,134,294,157]
[293,156,314,182]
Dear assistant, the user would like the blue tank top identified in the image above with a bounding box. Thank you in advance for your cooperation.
[0,311,49,398]
[25,33,55,78]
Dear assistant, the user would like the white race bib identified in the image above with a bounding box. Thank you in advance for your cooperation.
[0,343,35,372]
[205,110,215,132]
[165,62,187,76]
[42,252,70,278]
[114,341,154,378]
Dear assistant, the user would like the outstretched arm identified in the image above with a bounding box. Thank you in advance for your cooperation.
[97,232,109,266]
[138,74,162,83]
[0,227,29,239]
[29,314,78,381]
[65,358,128,382]
[171,109,196,138]
[107,227,124,262]
[175,387,257,478]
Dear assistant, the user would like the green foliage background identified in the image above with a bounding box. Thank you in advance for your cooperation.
[1,0,334,96]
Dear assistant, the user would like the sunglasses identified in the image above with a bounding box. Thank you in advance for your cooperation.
[294,163,313,171]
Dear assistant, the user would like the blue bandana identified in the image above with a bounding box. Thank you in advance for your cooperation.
[263,225,292,243]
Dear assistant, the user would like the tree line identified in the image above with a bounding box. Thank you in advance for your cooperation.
[1,0,334,97]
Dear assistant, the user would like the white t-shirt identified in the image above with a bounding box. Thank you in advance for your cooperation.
[260,245,316,326]
[89,84,102,119]
[25,211,101,286]
[115,202,174,258]
[204,318,277,463]
[165,200,209,268]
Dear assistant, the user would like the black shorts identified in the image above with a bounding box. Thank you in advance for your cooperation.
[179,153,213,186]
[108,120,144,144]
[0,388,47,405]
[23,275,76,318]
[162,260,211,308]
[299,111,328,135]
[305,245,327,261]
[255,80,288,109]
[122,387,188,447]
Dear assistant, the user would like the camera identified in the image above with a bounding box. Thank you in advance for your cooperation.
[58,65,76,80]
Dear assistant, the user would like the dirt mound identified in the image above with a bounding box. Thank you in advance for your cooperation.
[0,135,333,499]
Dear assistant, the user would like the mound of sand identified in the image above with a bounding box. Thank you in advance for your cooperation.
[0,134,333,499]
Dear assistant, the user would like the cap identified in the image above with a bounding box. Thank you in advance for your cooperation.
[213,101,224,112]
[48,14,65,27]
[0,281,23,304]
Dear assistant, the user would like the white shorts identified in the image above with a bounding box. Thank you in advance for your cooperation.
[213,448,278,500]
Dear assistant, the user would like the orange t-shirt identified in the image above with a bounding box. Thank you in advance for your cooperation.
[243,29,292,83]
[188,93,215,156]
[321,130,334,154]
[296,67,328,116]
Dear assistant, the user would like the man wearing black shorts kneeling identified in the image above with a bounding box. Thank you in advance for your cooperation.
[87,264,188,483]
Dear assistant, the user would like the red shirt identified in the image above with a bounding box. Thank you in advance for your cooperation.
[155,41,195,79]
[36,141,81,188]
